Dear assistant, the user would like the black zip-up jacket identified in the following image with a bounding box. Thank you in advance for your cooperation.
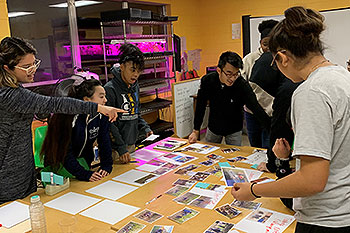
[63,113,113,181]
[194,72,270,136]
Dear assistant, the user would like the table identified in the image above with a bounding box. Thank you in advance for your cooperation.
[0,140,296,233]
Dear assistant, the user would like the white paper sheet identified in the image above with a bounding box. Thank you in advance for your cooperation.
[142,134,160,142]
[242,152,268,165]
[80,200,140,225]
[188,187,227,209]
[243,168,263,182]
[85,180,138,200]
[112,169,159,186]
[131,149,165,161]
[136,163,160,172]
[44,192,101,215]
[0,201,29,228]
[235,207,295,233]
[220,168,263,182]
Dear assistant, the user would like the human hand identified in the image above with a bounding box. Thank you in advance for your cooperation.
[231,182,256,201]
[120,152,131,164]
[188,130,199,143]
[99,169,110,178]
[272,138,291,159]
[97,105,127,122]
[89,171,103,182]
[146,131,153,137]
[257,162,271,172]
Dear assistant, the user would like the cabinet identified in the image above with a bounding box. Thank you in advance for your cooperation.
[100,14,178,141]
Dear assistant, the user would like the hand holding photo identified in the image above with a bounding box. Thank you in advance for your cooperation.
[221,167,249,186]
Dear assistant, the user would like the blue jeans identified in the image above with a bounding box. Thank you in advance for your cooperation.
[245,111,269,148]
[205,128,242,146]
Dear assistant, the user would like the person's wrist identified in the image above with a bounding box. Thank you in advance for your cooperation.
[250,182,261,198]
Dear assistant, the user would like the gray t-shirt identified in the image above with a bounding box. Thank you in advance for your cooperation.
[291,65,350,227]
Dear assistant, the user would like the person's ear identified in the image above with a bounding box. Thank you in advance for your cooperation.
[3,64,10,72]
[120,63,125,72]
[278,52,289,68]
[83,96,90,102]
[216,67,221,74]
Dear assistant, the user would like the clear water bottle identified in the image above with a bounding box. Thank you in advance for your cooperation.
[29,195,47,233]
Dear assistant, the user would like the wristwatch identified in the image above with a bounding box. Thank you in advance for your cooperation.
[275,157,289,167]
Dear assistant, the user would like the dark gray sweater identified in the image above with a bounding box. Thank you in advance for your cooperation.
[0,86,97,204]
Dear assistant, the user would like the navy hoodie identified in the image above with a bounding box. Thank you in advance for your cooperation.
[104,67,151,155]
[63,113,113,181]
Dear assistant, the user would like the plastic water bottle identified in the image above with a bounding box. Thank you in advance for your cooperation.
[29,195,47,233]
[94,146,99,161]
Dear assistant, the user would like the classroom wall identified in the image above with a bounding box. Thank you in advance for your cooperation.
[197,0,350,75]
[2,0,349,75]
[0,0,10,40]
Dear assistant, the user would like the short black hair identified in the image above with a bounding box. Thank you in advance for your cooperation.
[217,51,243,69]
[117,43,145,71]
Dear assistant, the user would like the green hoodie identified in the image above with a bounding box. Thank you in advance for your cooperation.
[104,66,151,155]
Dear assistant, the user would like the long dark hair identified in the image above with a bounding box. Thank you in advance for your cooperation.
[269,6,325,58]
[0,37,37,87]
[41,79,102,169]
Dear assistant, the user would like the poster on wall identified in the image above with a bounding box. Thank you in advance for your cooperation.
[232,23,241,39]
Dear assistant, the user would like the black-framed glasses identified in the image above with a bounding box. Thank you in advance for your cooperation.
[270,50,286,70]
[14,59,41,75]
[347,61,350,66]
[221,69,240,79]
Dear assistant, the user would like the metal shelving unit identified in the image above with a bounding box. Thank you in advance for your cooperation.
[100,11,178,135]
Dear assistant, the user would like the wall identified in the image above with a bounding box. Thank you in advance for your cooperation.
[2,0,349,74]
[197,0,350,75]
[0,0,10,40]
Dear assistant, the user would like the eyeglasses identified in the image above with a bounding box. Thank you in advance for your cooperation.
[221,69,240,79]
[14,59,41,75]
[270,50,286,70]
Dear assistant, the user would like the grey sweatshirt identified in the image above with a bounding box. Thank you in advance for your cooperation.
[0,86,97,204]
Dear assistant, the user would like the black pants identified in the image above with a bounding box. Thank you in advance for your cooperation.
[295,222,350,233]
